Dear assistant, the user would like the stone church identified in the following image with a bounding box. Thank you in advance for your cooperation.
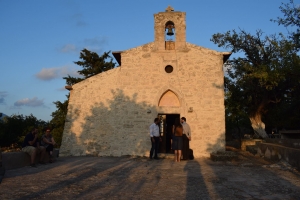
[60,6,231,158]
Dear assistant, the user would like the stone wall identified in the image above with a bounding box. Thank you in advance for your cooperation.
[241,139,263,151]
[264,138,300,149]
[154,10,186,51]
[60,41,227,158]
[2,149,59,170]
[257,142,300,170]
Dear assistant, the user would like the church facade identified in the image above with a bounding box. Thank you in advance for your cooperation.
[59,6,231,158]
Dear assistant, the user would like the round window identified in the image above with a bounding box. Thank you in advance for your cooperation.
[165,65,173,73]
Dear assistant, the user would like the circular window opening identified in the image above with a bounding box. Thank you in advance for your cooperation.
[165,65,173,73]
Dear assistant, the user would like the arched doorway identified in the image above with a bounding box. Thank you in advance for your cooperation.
[158,90,181,153]
[158,90,180,107]
[158,114,180,153]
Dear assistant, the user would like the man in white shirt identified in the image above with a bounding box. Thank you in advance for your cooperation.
[181,117,191,160]
[149,118,161,159]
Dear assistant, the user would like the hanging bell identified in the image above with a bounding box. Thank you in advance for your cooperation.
[167,27,174,36]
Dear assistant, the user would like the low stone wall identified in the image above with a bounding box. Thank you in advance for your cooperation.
[241,139,263,151]
[2,149,59,170]
[279,130,300,139]
[264,138,300,149]
[257,143,300,170]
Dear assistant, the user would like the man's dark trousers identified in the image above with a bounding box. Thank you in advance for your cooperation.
[182,134,189,160]
[150,137,160,159]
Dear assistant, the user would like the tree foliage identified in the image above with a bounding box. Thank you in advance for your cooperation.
[64,49,115,85]
[269,0,300,130]
[212,1,300,138]
[49,97,69,146]
[0,114,47,147]
[224,76,252,140]
[272,0,300,37]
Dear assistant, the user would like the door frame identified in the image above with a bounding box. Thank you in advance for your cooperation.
[158,113,180,153]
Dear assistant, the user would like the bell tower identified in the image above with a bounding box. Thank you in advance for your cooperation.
[154,6,186,51]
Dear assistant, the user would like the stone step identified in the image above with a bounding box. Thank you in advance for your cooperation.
[241,139,263,151]
[246,145,258,155]
[158,153,175,159]
[210,151,238,161]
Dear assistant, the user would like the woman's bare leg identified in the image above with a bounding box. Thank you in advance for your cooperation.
[178,150,182,162]
[174,150,178,162]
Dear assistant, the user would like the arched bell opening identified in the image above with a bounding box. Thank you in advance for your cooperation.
[165,21,175,41]
[165,21,175,50]
[158,90,180,107]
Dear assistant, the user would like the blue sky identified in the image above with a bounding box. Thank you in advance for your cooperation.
[0,0,297,121]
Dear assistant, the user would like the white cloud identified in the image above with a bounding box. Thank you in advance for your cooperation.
[76,21,87,27]
[60,44,77,53]
[71,13,87,27]
[35,66,82,81]
[84,37,108,46]
[59,37,109,55]
[36,68,59,80]
[14,97,44,107]
[83,36,108,53]
[0,91,8,104]
[0,97,5,104]
[60,66,81,77]
[57,86,70,92]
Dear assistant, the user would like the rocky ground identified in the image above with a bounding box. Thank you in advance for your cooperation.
[1,149,300,200]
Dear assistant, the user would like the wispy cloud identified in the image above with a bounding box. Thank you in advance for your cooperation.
[0,91,8,105]
[76,21,87,27]
[14,97,44,107]
[83,36,108,53]
[84,37,108,46]
[36,68,59,80]
[59,36,109,55]
[60,66,82,77]
[72,13,87,27]
[35,66,81,81]
[60,44,77,53]
[57,86,69,91]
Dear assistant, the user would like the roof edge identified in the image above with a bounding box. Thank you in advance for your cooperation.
[112,51,123,66]
[222,52,232,63]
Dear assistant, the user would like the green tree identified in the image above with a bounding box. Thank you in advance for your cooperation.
[49,98,69,146]
[0,114,24,146]
[272,0,300,45]
[270,0,300,130]
[0,114,47,147]
[64,48,115,85]
[211,29,300,138]
[224,76,252,140]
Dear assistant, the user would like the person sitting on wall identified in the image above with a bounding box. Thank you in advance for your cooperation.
[22,127,46,167]
[40,128,56,163]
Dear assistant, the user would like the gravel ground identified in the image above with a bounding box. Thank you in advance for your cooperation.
[1,151,300,200]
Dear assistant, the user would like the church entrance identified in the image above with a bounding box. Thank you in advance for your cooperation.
[158,114,180,153]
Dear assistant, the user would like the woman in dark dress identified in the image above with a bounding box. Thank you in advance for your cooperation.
[172,118,183,162]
